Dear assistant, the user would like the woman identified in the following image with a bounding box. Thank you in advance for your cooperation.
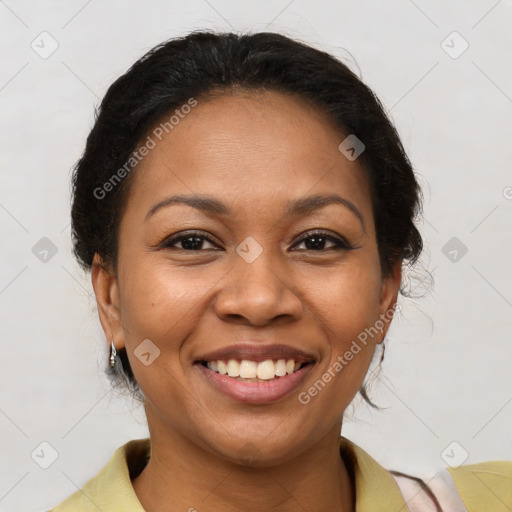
[51,30,511,511]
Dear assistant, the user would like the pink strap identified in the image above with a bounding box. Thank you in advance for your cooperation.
[391,468,468,512]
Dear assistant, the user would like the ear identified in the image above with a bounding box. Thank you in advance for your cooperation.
[91,253,125,351]
[377,260,402,343]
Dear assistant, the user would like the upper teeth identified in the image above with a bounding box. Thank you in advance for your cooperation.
[207,359,301,380]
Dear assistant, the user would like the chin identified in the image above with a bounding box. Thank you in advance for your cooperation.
[201,428,310,469]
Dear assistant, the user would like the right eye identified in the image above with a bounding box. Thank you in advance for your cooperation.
[160,231,220,251]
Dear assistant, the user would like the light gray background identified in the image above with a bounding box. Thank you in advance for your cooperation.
[1,1,511,510]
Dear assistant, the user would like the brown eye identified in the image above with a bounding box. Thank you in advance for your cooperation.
[292,231,352,252]
[161,232,219,251]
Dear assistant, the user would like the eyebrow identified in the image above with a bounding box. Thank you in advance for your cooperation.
[145,193,365,231]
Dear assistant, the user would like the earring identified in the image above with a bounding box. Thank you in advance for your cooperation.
[109,339,117,368]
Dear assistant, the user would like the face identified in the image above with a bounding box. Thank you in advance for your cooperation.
[93,89,400,466]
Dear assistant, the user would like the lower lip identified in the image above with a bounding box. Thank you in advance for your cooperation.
[195,363,314,404]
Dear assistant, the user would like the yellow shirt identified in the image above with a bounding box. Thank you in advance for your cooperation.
[51,436,512,511]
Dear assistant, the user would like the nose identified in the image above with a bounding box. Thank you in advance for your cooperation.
[213,250,303,327]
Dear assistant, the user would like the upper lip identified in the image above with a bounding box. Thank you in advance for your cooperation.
[195,343,316,364]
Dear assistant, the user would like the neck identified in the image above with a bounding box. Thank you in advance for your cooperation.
[132,418,354,512]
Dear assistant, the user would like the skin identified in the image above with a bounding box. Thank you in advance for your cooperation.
[92,89,401,512]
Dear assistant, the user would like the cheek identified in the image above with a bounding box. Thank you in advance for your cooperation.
[117,259,207,371]
[307,262,381,400]
[116,255,235,394]
[116,269,198,413]
[299,296,377,416]
[315,257,382,339]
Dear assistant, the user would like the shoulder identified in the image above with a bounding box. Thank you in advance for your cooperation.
[447,459,512,510]
[49,438,150,512]
[392,459,512,512]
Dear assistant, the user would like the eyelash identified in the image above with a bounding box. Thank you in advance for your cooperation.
[160,230,352,252]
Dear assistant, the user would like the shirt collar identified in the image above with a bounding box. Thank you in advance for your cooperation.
[339,436,408,511]
[79,436,407,511]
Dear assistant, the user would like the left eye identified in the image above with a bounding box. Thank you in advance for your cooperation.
[162,232,218,251]
[292,231,350,251]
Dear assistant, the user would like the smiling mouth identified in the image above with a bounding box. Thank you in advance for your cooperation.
[194,357,316,404]
[197,358,314,382]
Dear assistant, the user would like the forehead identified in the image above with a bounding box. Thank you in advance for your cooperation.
[126,89,373,223]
